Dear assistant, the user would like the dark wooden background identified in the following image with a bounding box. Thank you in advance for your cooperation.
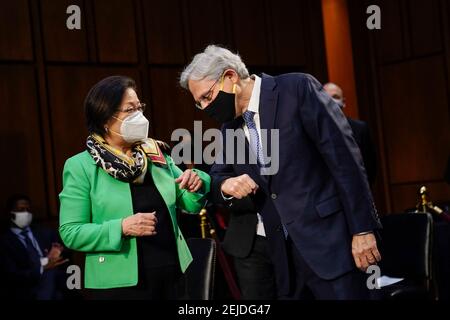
[0,0,449,224]
[348,0,450,213]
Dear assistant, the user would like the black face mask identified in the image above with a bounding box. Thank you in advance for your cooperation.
[203,88,236,124]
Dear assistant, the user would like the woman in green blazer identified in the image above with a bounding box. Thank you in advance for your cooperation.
[59,76,210,299]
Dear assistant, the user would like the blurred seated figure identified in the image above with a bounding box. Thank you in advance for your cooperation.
[324,82,378,187]
[0,194,68,300]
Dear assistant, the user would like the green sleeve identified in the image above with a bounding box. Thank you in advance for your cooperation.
[58,157,123,252]
[167,156,211,214]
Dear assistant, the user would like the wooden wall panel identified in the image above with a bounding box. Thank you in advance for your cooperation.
[0,0,33,60]
[149,68,196,143]
[185,0,229,56]
[40,0,89,62]
[93,0,138,63]
[143,0,186,64]
[374,0,406,63]
[47,67,140,192]
[269,0,307,66]
[380,56,450,183]
[0,66,47,218]
[230,0,269,66]
[349,0,450,213]
[408,0,442,57]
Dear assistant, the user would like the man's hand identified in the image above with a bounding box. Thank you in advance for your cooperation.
[351,232,381,271]
[175,169,203,192]
[47,243,63,260]
[221,174,259,199]
[44,243,68,270]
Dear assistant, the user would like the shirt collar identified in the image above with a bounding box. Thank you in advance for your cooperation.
[11,226,31,236]
[246,75,261,114]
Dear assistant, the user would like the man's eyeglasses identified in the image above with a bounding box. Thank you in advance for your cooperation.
[120,103,146,114]
[195,78,220,110]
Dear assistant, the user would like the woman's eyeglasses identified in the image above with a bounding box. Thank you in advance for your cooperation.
[120,103,146,114]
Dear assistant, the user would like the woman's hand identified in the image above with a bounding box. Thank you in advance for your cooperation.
[175,169,203,192]
[122,212,158,236]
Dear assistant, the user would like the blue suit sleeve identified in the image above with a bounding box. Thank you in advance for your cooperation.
[298,74,381,234]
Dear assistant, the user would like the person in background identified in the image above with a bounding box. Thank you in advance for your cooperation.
[58,76,210,300]
[324,82,378,187]
[0,194,68,300]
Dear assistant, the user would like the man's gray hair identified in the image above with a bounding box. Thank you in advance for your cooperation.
[179,45,250,89]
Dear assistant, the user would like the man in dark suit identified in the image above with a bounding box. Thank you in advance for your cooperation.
[219,196,276,300]
[180,45,382,300]
[324,82,377,186]
[0,194,68,299]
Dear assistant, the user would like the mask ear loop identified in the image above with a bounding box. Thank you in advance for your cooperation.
[219,72,237,93]
[218,72,226,91]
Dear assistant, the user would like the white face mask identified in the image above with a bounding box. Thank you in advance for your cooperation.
[112,111,149,143]
[332,97,344,109]
[11,211,33,229]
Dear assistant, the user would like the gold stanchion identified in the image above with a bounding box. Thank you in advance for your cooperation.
[416,186,444,214]
[199,208,209,239]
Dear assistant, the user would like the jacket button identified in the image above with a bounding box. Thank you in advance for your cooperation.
[271,193,277,200]
[99,256,105,263]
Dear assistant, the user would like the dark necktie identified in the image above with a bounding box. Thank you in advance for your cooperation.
[20,230,41,268]
[242,111,265,166]
[242,111,289,239]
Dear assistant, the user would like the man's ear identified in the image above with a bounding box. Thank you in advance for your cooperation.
[223,69,239,82]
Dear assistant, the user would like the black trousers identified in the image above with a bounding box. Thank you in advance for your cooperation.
[87,265,181,300]
[282,238,373,300]
[233,235,277,300]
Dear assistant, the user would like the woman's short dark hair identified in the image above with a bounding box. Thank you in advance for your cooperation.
[85,75,137,135]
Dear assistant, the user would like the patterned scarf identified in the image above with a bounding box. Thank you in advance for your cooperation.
[86,134,167,184]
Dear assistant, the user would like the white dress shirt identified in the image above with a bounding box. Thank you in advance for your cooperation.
[222,75,266,236]
[242,75,266,236]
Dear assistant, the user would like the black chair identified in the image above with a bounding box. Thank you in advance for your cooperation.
[181,238,216,300]
[378,212,436,299]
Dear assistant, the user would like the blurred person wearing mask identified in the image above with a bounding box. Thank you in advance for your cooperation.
[0,194,68,299]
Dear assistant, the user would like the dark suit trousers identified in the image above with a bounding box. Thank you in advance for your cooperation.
[282,238,373,300]
[233,235,277,300]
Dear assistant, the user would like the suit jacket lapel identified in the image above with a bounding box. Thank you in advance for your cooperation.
[259,73,279,186]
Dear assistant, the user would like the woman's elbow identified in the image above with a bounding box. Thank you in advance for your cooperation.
[59,224,79,250]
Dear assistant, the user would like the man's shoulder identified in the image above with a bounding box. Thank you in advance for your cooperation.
[262,72,321,91]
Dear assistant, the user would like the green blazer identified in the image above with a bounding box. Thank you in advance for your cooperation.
[59,150,211,289]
